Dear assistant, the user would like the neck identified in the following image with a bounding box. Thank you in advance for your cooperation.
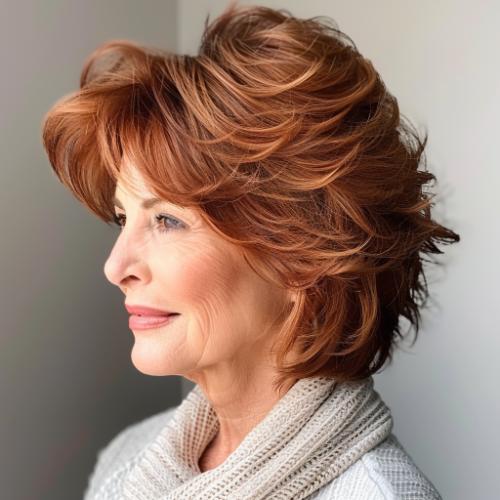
[194,370,298,470]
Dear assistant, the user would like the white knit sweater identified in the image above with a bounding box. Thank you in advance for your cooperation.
[83,404,442,499]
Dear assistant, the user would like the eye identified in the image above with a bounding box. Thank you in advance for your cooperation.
[112,213,185,233]
[154,214,185,233]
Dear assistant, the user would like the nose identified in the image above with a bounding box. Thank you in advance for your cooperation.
[103,231,150,293]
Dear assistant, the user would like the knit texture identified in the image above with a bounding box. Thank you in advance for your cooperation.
[84,376,442,499]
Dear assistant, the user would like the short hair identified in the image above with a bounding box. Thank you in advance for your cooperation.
[41,3,460,393]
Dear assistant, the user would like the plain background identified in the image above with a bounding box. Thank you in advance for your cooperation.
[0,2,180,500]
[1,1,497,499]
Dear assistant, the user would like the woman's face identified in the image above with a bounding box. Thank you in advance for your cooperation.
[103,161,292,383]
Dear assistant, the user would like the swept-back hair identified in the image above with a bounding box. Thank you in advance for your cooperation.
[42,3,460,393]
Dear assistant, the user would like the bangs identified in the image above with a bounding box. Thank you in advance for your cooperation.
[41,42,223,225]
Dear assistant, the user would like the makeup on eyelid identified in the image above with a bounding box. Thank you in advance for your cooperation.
[112,213,185,233]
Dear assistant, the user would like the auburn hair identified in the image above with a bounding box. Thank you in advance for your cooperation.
[41,3,460,393]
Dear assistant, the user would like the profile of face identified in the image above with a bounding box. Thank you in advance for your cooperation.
[103,160,293,384]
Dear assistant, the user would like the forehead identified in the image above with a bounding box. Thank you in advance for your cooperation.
[113,159,193,217]
[115,160,151,199]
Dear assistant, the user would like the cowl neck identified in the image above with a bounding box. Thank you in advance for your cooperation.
[121,375,393,499]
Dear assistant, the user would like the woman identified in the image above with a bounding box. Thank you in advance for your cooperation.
[42,4,459,499]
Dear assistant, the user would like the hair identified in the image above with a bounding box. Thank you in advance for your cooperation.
[42,2,460,394]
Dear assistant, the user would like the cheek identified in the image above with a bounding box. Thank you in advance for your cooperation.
[167,245,241,328]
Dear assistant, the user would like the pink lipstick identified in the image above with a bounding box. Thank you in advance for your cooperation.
[125,304,180,331]
[128,313,179,330]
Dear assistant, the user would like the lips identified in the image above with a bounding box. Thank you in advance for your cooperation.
[128,313,179,330]
[125,304,180,330]
[125,303,180,330]
[125,304,177,316]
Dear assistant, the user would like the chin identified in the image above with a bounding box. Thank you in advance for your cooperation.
[130,345,179,376]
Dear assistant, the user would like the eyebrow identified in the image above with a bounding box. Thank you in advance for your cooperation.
[113,195,166,211]
[112,195,190,215]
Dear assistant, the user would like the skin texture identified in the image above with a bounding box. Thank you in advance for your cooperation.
[104,159,298,471]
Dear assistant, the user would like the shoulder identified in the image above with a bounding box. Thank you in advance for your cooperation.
[311,433,442,500]
[83,405,178,500]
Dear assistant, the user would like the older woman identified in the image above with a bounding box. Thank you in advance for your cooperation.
[42,4,459,499]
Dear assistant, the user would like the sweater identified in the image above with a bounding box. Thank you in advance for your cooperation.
[83,404,442,499]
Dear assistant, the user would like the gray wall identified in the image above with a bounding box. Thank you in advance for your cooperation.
[177,2,498,500]
[0,2,181,499]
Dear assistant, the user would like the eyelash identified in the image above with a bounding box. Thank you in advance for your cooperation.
[112,213,184,233]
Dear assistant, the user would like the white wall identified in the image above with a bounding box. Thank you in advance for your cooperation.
[178,2,499,499]
[0,2,181,499]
